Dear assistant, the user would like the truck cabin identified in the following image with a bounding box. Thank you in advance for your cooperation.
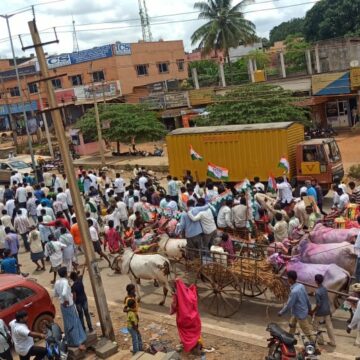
[296,138,344,189]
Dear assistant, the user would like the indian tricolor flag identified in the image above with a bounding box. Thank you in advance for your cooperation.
[267,173,277,193]
[189,145,203,161]
[207,162,229,180]
[278,157,290,173]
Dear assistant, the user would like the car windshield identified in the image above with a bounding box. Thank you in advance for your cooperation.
[8,161,30,169]
[324,140,341,163]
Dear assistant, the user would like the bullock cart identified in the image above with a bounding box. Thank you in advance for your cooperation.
[185,245,289,318]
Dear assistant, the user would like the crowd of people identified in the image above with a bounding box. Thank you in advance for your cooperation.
[0,165,360,358]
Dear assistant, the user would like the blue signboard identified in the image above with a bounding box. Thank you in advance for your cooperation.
[46,44,113,69]
[0,101,38,116]
[0,65,37,80]
[114,42,132,56]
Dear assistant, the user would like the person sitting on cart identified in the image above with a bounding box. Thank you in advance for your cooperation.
[267,233,288,256]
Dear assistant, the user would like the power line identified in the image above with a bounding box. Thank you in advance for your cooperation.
[0,0,319,44]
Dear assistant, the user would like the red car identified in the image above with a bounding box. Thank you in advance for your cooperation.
[0,274,55,332]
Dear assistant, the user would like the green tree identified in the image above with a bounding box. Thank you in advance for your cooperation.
[269,18,305,44]
[246,49,270,69]
[191,0,257,63]
[304,0,360,41]
[75,104,166,152]
[284,35,310,73]
[188,60,219,87]
[196,84,309,126]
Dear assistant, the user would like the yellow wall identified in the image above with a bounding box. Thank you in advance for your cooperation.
[166,123,304,182]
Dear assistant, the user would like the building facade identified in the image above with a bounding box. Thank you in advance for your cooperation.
[0,40,188,131]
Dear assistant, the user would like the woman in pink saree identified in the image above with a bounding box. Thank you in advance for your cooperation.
[170,278,202,353]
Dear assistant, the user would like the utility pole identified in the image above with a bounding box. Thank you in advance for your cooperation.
[90,63,106,167]
[0,14,36,170]
[0,77,18,149]
[27,19,115,342]
[37,84,54,158]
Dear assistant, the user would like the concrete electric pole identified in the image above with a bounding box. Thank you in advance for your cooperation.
[27,19,116,344]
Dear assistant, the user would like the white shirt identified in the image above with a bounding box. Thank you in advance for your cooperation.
[0,225,6,249]
[43,172,52,187]
[89,225,99,242]
[254,182,265,192]
[232,204,248,228]
[188,208,216,234]
[15,187,27,203]
[88,173,98,188]
[116,201,128,221]
[217,206,234,228]
[65,188,73,206]
[56,192,68,210]
[277,181,293,204]
[128,213,136,229]
[44,241,66,267]
[9,320,33,356]
[1,215,13,230]
[52,177,62,192]
[339,193,350,210]
[5,199,15,218]
[114,177,125,194]
[54,277,74,306]
[299,186,307,195]
[139,176,148,192]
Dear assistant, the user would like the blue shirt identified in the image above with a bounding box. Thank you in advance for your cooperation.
[306,187,318,203]
[176,211,202,238]
[1,257,17,274]
[315,286,331,316]
[279,283,311,320]
[34,189,45,201]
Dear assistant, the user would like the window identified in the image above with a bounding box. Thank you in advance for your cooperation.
[177,59,185,71]
[28,83,38,94]
[324,141,341,163]
[157,62,169,74]
[51,79,62,89]
[136,64,149,76]
[92,71,105,82]
[0,287,35,310]
[70,75,82,86]
[9,86,20,97]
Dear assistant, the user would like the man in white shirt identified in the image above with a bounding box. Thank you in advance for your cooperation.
[15,184,27,208]
[10,171,22,186]
[276,176,293,206]
[51,174,62,193]
[254,176,265,193]
[54,267,86,350]
[1,210,13,230]
[217,200,234,229]
[56,187,71,223]
[337,188,350,212]
[0,318,11,360]
[10,310,46,360]
[114,173,125,197]
[138,173,148,194]
[4,199,15,221]
[65,184,73,211]
[232,197,248,229]
[116,196,128,228]
[88,219,111,266]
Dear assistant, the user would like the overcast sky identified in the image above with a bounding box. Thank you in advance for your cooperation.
[0,0,317,59]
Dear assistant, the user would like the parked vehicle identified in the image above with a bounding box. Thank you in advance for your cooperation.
[0,274,56,332]
[45,322,68,360]
[0,159,34,183]
[265,323,323,360]
[166,122,344,192]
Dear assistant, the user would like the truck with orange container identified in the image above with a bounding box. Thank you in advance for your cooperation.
[166,122,344,192]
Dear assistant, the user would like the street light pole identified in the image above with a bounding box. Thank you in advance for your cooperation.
[1,14,36,169]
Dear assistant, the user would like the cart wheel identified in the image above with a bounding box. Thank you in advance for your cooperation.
[196,263,241,318]
[241,280,267,297]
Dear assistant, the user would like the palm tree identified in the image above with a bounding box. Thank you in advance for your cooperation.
[191,0,257,63]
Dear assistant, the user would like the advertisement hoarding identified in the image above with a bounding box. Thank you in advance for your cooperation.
[46,44,113,69]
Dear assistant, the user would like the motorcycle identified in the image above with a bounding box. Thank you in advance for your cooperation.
[265,323,323,360]
[45,322,68,360]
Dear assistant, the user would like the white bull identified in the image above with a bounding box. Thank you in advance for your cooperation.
[117,248,171,305]
[158,234,187,260]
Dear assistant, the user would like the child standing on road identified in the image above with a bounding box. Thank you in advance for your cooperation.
[126,299,142,354]
[123,284,138,313]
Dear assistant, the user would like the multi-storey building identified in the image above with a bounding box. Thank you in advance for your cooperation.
[0,40,188,131]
